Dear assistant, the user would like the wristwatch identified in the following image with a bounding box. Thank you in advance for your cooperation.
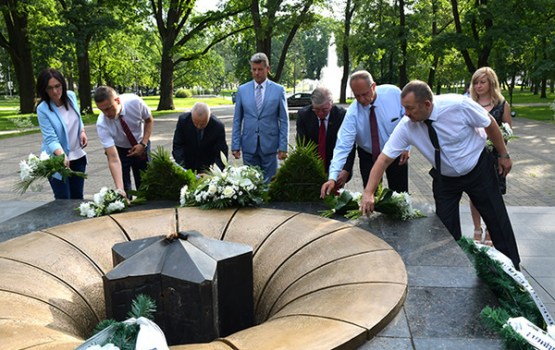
[497,153,510,159]
[139,142,147,148]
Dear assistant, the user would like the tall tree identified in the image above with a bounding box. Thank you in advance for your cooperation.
[250,0,319,82]
[449,0,495,74]
[151,0,249,111]
[0,0,35,113]
[339,0,357,103]
[55,0,121,113]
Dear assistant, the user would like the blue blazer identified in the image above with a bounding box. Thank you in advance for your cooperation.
[37,90,84,156]
[232,80,289,155]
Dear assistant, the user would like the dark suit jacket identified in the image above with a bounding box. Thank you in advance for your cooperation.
[296,104,355,175]
[172,112,229,172]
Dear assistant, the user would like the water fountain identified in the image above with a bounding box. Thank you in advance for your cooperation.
[318,34,352,101]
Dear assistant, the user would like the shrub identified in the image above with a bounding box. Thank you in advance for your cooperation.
[134,146,197,201]
[175,88,192,98]
[268,140,327,202]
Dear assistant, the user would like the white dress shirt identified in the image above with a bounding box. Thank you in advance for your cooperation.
[97,94,151,149]
[328,84,405,180]
[383,94,490,177]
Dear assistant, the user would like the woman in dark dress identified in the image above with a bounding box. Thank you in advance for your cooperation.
[469,66,513,245]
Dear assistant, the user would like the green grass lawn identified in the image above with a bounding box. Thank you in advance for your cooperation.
[0,95,234,134]
[0,90,553,136]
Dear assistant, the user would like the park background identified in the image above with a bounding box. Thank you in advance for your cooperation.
[1,0,555,130]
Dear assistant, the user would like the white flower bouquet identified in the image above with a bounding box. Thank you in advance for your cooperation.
[320,189,361,219]
[15,152,87,194]
[486,122,518,151]
[372,184,425,221]
[77,187,127,218]
[321,184,424,221]
[180,158,267,209]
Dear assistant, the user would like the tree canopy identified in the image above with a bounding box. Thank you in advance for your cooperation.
[1,0,555,114]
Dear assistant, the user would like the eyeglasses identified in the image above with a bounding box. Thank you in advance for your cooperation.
[46,84,62,91]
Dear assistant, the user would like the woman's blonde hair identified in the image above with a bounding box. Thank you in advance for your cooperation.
[469,66,505,106]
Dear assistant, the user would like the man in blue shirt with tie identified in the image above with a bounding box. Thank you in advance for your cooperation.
[231,52,289,183]
[321,70,409,196]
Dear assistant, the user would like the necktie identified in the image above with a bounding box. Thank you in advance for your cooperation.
[197,128,204,145]
[318,118,327,168]
[119,116,138,146]
[424,119,441,176]
[369,105,380,161]
[255,84,263,113]
[120,115,146,160]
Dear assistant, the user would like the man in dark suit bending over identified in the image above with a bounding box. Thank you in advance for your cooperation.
[296,86,356,188]
[172,102,228,173]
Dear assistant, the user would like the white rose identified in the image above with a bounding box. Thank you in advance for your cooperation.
[208,184,218,194]
[222,186,235,198]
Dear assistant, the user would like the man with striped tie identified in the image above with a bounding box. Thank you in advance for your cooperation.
[94,86,153,198]
[231,52,289,183]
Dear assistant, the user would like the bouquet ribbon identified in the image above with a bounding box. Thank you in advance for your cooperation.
[476,242,555,339]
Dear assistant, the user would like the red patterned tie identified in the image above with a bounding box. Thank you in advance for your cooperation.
[369,105,380,161]
[120,116,138,146]
[318,118,327,168]
[120,116,146,160]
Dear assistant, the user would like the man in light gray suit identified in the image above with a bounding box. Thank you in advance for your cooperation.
[232,52,289,183]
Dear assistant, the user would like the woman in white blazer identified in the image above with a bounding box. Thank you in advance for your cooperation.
[36,68,88,199]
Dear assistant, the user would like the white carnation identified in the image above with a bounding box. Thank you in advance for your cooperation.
[106,201,125,214]
[39,151,50,160]
[19,160,33,181]
[180,185,188,206]
[79,202,92,216]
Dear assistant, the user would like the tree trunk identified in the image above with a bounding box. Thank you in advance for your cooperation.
[0,0,35,113]
[340,0,356,104]
[76,41,92,114]
[398,0,407,87]
[450,0,476,74]
[157,45,175,111]
[540,36,547,99]
[427,57,439,88]
[427,0,438,88]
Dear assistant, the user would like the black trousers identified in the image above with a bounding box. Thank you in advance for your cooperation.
[116,143,150,196]
[358,147,408,192]
[432,149,521,268]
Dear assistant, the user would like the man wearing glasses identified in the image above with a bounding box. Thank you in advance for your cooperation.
[321,70,409,196]
[296,86,355,189]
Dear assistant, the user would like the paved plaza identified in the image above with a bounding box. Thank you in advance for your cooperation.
[0,105,554,348]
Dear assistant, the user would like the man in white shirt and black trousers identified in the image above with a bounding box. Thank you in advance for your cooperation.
[356,80,521,269]
[320,70,409,195]
[95,86,153,199]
